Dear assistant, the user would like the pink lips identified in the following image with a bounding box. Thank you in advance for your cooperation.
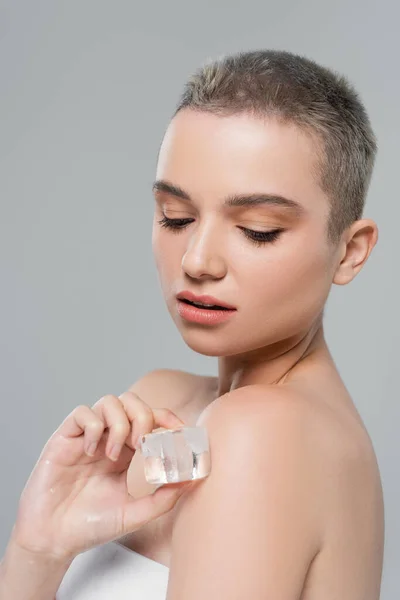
[176,290,236,310]
[176,290,237,325]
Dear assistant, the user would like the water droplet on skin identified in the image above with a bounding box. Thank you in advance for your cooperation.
[85,514,102,524]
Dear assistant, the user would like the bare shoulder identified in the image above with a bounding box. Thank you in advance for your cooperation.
[195,382,341,493]
[195,382,332,457]
[168,383,384,599]
[197,381,377,471]
[194,380,383,545]
[168,384,328,597]
[127,368,215,412]
[183,383,330,544]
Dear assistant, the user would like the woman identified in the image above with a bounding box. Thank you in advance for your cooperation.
[0,49,384,599]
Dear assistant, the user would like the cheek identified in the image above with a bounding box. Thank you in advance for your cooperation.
[236,238,330,307]
[152,229,182,280]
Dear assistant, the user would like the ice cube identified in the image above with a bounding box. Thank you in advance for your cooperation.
[138,426,211,484]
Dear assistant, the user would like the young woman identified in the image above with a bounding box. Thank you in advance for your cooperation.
[0,49,384,599]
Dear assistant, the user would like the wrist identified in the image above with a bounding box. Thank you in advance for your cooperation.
[3,534,74,569]
[0,534,74,600]
[7,524,76,566]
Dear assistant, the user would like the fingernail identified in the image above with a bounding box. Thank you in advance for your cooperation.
[109,443,122,461]
[86,441,98,456]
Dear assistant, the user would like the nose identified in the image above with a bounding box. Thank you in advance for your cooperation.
[181,223,226,280]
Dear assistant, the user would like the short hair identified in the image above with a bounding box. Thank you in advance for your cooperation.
[171,49,377,246]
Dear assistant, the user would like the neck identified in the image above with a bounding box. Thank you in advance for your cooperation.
[215,314,332,397]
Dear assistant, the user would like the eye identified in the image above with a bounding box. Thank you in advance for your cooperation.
[157,216,194,232]
[157,216,284,246]
[238,226,284,246]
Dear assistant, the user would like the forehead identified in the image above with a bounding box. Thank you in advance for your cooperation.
[156,110,329,220]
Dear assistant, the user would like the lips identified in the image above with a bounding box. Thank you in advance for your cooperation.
[176,290,236,310]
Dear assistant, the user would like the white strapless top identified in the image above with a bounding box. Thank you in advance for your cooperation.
[56,541,169,599]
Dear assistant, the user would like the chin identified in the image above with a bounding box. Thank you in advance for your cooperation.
[176,326,248,358]
[183,340,225,357]
[186,345,228,358]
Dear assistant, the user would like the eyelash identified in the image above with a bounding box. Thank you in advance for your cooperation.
[157,216,284,246]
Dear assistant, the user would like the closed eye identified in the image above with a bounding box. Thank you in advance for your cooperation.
[157,216,284,246]
[237,226,283,245]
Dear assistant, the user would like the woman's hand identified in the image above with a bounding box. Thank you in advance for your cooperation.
[11,391,192,563]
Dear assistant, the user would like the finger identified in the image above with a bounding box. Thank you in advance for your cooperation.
[121,482,192,533]
[91,395,131,461]
[116,391,156,448]
[117,391,185,448]
[134,408,186,451]
[56,405,105,456]
[152,407,186,430]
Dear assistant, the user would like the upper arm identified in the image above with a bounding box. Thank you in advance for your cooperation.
[166,386,325,600]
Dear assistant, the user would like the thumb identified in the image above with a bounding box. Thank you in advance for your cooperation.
[122,482,191,533]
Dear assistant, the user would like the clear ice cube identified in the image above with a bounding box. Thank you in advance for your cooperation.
[138,426,211,484]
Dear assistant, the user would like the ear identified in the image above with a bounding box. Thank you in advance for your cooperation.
[333,219,379,285]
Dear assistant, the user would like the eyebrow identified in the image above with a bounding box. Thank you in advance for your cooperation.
[152,179,305,215]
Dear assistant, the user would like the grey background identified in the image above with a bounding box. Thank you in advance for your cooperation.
[0,0,397,597]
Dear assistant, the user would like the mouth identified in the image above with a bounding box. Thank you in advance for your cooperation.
[178,298,232,311]
[176,295,237,325]
[176,291,237,311]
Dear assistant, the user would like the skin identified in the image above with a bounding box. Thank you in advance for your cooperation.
[117,109,384,598]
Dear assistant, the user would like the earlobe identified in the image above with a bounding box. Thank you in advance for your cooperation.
[332,219,378,285]
[331,240,357,286]
[332,263,356,286]
[333,251,366,285]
